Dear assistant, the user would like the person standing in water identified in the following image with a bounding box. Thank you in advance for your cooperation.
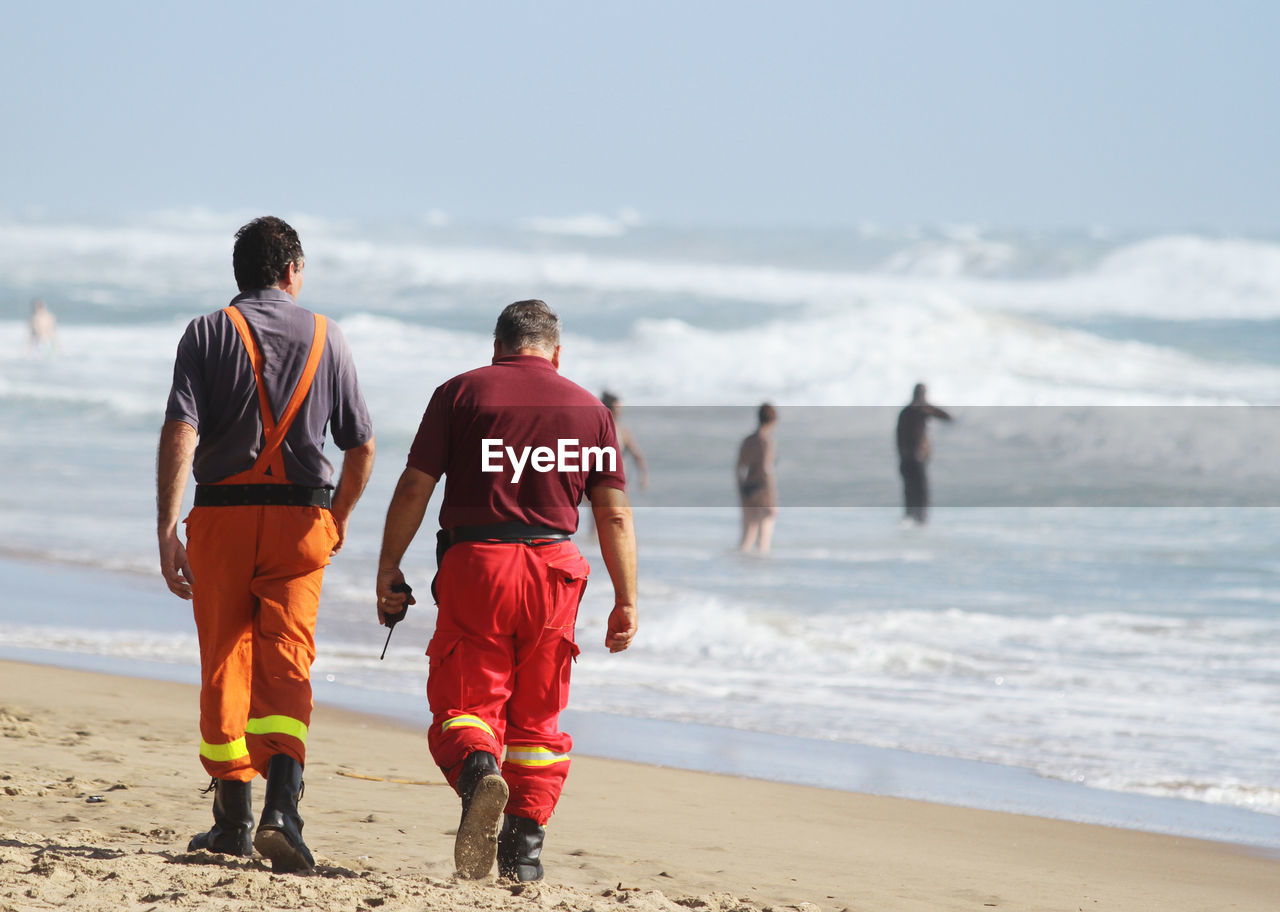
[27,299,58,355]
[896,383,952,525]
[600,391,648,492]
[736,403,778,554]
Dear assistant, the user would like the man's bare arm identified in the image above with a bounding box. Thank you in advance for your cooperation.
[156,420,197,599]
[735,440,749,486]
[375,466,438,624]
[590,484,638,653]
[329,437,376,555]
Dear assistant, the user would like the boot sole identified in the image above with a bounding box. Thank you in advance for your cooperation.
[187,833,254,857]
[455,774,508,879]
[254,827,314,874]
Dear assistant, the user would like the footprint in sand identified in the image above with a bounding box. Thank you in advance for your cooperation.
[0,707,39,738]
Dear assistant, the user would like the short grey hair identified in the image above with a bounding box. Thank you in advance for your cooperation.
[494,299,561,354]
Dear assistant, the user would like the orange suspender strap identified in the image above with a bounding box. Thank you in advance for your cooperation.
[221,306,329,480]
[222,305,276,430]
[269,313,328,462]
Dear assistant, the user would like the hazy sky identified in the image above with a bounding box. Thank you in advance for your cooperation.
[3,1,1276,231]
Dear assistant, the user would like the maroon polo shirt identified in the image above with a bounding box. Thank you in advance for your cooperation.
[407,355,626,533]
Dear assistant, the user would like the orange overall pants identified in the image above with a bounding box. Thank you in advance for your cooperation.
[427,540,589,824]
[185,306,337,781]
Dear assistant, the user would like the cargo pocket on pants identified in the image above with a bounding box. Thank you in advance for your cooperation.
[549,631,581,713]
[545,551,591,587]
[425,632,466,714]
[544,550,590,623]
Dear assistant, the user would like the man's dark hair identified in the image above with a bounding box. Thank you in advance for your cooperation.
[494,299,560,354]
[758,402,777,426]
[600,390,620,412]
[233,216,304,292]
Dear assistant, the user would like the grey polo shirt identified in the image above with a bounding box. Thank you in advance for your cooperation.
[165,288,373,487]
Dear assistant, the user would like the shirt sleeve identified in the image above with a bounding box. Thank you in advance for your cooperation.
[587,406,628,494]
[325,323,374,451]
[164,319,205,430]
[406,383,451,479]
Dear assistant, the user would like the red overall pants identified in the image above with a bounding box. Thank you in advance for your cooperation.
[185,306,337,781]
[427,540,589,824]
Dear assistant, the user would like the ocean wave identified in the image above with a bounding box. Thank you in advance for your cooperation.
[6,214,1280,328]
[569,591,1280,817]
[6,300,1279,438]
[976,235,1280,321]
[519,209,642,238]
[0,624,198,664]
[879,225,1020,277]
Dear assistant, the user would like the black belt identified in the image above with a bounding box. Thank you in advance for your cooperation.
[194,484,332,508]
[447,522,570,545]
[432,522,571,600]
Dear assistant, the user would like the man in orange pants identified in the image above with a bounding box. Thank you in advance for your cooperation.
[376,299,638,882]
[157,216,375,873]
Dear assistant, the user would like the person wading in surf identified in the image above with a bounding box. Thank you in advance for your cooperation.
[896,383,952,525]
[736,402,779,554]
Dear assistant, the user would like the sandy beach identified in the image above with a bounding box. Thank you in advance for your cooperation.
[0,661,1277,911]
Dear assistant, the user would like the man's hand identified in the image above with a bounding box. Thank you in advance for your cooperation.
[376,566,416,626]
[330,438,375,557]
[156,420,197,599]
[330,510,349,556]
[375,467,437,625]
[159,530,194,600]
[605,602,637,653]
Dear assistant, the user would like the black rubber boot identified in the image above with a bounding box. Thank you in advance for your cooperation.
[497,814,546,882]
[453,750,508,879]
[253,754,314,874]
[187,778,254,856]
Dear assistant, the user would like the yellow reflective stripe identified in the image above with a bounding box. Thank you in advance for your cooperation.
[441,714,496,738]
[200,737,248,763]
[505,746,571,768]
[245,715,309,743]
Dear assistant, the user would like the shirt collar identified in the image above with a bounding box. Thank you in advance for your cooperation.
[230,287,295,307]
[492,354,558,372]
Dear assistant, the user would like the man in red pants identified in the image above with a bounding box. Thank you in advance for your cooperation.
[376,299,638,882]
[157,216,375,873]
